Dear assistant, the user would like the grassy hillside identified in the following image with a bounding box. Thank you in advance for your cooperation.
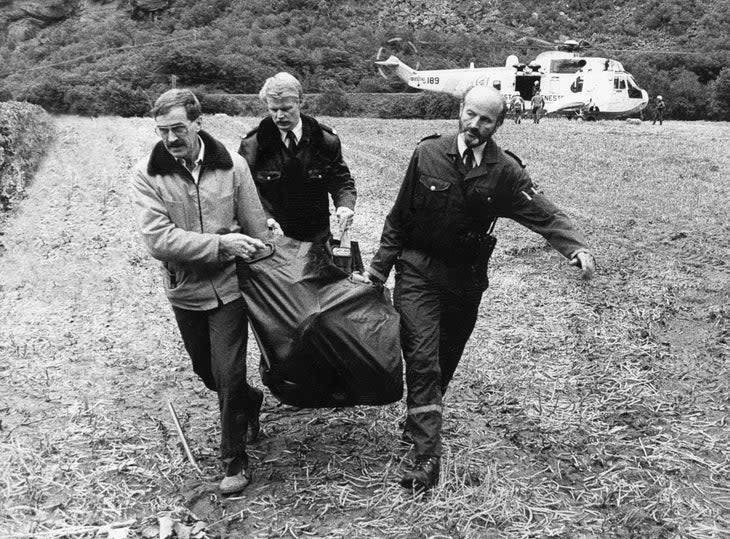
[0,0,728,119]
[0,115,728,537]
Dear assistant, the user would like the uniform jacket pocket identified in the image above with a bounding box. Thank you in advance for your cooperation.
[414,175,451,211]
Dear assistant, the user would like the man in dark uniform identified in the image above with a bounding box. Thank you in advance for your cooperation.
[238,72,356,243]
[355,86,595,492]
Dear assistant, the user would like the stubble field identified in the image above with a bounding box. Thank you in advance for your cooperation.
[0,115,728,538]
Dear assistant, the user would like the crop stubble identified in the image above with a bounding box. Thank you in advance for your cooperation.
[0,116,727,538]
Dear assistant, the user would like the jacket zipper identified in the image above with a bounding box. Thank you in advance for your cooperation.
[194,166,205,232]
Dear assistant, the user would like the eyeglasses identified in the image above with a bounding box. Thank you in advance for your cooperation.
[155,124,191,138]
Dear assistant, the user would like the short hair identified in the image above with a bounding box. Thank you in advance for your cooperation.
[258,72,303,104]
[461,85,508,126]
[151,89,201,120]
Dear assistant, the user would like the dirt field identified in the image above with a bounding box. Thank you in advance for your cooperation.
[1,115,728,538]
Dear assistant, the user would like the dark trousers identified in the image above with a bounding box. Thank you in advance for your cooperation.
[172,297,256,459]
[394,263,483,457]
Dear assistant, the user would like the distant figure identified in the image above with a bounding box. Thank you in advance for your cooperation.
[531,91,545,124]
[510,95,525,124]
[652,95,666,125]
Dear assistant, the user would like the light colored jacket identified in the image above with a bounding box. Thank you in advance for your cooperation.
[132,130,268,310]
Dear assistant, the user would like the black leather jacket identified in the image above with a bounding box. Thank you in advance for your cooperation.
[238,115,356,242]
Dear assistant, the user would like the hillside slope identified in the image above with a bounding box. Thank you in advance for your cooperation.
[0,0,728,118]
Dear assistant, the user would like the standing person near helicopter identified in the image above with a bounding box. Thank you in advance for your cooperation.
[510,95,525,124]
[531,90,545,124]
[652,95,666,125]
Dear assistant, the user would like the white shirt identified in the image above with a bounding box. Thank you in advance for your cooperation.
[180,136,205,184]
[279,119,303,146]
[457,134,486,168]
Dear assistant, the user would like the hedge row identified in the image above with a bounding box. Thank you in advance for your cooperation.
[0,101,55,212]
[218,92,461,119]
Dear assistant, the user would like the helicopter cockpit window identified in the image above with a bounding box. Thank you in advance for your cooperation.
[614,77,627,90]
[627,76,643,99]
[550,59,584,74]
[492,80,501,90]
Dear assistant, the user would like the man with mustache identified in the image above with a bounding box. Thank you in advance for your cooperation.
[356,86,595,492]
[131,89,268,495]
[238,72,356,245]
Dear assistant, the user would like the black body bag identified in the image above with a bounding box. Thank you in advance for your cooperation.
[236,237,403,408]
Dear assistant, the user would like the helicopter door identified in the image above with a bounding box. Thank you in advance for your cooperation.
[515,74,540,100]
[608,74,629,112]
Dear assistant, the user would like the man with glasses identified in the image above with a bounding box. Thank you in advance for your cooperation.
[238,72,356,244]
[131,89,268,495]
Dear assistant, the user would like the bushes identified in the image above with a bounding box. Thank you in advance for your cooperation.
[310,81,349,116]
[199,93,248,115]
[378,92,459,119]
[0,102,55,211]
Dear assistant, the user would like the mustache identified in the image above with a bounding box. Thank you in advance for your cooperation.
[166,141,186,148]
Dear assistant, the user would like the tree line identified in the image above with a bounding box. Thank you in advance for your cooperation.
[0,0,727,119]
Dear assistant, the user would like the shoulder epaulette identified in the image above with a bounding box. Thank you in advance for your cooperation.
[319,122,337,135]
[505,150,526,168]
[418,133,441,143]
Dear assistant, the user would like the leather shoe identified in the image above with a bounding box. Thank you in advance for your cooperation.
[247,387,264,443]
[220,454,250,495]
[400,456,440,491]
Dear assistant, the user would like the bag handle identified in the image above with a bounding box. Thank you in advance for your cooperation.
[241,243,276,264]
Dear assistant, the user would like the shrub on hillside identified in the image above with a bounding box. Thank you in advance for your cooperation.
[0,102,55,211]
[200,94,247,116]
[310,81,349,116]
[415,92,460,119]
[100,82,151,118]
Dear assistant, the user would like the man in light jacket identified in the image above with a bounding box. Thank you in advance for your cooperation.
[131,89,268,495]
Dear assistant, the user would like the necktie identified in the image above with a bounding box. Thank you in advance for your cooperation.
[463,147,474,170]
[285,131,297,154]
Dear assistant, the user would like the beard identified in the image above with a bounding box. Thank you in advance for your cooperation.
[460,124,489,148]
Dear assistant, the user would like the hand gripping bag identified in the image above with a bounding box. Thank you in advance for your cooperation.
[236,237,402,408]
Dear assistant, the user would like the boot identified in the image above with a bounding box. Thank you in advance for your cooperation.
[400,456,440,491]
[219,454,250,495]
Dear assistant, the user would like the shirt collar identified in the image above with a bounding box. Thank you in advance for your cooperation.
[279,118,303,144]
[177,136,205,169]
[457,133,487,167]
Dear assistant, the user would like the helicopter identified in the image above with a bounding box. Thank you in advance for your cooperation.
[375,38,649,120]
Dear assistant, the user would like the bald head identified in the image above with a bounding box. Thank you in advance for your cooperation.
[462,86,507,125]
[458,85,507,148]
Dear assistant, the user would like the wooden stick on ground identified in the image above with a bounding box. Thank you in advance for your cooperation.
[167,400,203,476]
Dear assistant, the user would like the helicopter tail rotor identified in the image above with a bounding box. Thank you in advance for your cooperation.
[375,37,419,79]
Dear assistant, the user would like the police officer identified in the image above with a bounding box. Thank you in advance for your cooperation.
[238,72,356,243]
[355,86,595,492]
